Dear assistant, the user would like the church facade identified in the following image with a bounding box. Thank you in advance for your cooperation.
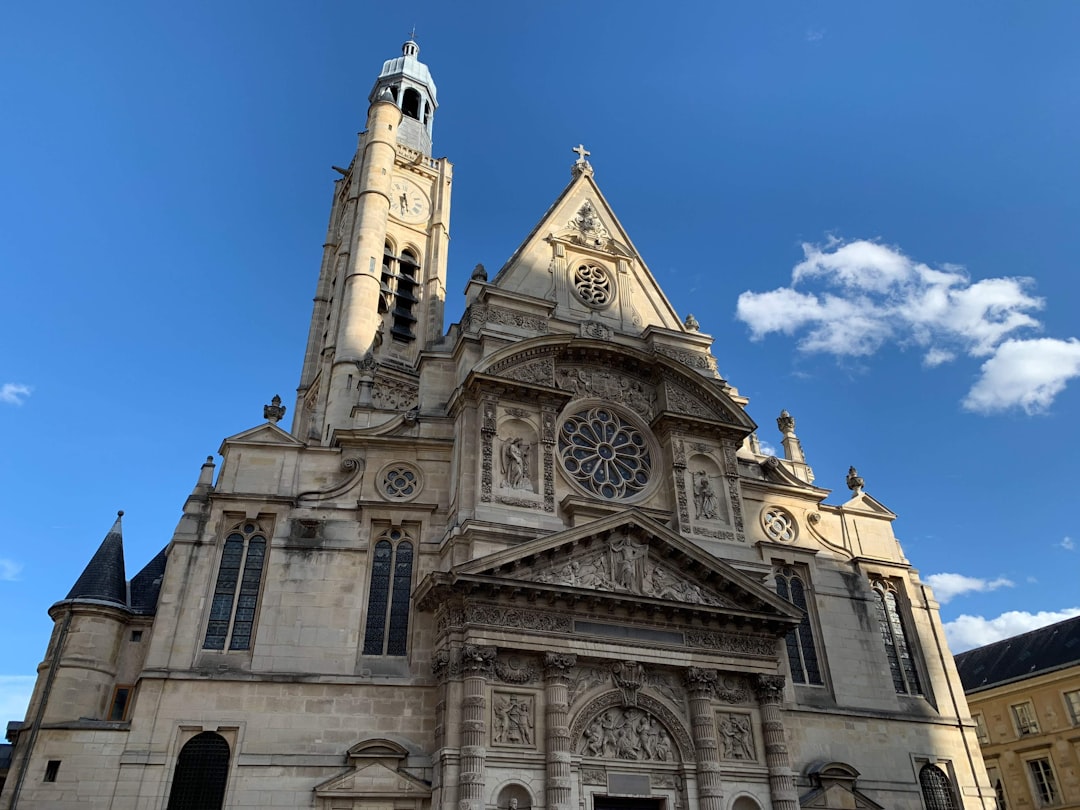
[3,40,993,810]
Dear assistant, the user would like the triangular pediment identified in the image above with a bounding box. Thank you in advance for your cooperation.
[219,421,305,449]
[451,510,800,623]
[840,491,896,520]
[489,167,685,335]
[314,759,431,799]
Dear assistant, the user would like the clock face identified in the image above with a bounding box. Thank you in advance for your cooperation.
[390,176,431,224]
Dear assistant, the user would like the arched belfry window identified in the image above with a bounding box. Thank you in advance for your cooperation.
[166,731,230,810]
[402,88,421,120]
[204,522,267,651]
[872,578,922,695]
[919,765,958,810]
[774,565,823,685]
[362,528,415,656]
[379,245,419,342]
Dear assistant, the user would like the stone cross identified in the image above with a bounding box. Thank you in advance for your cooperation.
[572,144,591,164]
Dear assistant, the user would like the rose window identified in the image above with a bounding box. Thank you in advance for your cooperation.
[573,264,613,307]
[558,407,651,499]
[762,507,797,542]
[382,465,420,500]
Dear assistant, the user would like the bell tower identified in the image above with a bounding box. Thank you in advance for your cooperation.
[293,38,452,443]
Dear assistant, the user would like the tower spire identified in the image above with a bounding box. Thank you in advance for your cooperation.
[65,511,128,606]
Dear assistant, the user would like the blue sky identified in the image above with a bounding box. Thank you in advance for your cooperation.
[3,2,1079,719]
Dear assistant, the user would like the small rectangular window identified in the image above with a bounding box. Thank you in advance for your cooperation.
[1063,689,1080,725]
[108,686,132,721]
[1011,702,1039,736]
[973,712,990,743]
[44,760,60,782]
[1027,758,1059,807]
[130,630,143,642]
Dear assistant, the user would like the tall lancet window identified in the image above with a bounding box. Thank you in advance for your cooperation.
[872,578,922,695]
[204,522,267,651]
[379,244,419,342]
[774,565,823,685]
[362,527,415,656]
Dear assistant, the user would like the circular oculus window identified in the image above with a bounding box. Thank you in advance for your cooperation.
[558,405,652,500]
[379,463,423,501]
[573,263,614,307]
[761,506,797,542]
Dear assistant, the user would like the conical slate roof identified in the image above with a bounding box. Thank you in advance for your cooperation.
[65,511,128,606]
[129,545,168,615]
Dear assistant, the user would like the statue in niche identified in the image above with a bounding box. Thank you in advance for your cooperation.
[718,713,755,760]
[500,437,533,492]
[692,470,720,520]
[493,695,533,745]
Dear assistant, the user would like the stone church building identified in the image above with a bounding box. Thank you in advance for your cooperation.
[3,39,992,810]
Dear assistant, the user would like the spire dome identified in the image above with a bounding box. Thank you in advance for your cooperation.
[65,511,128,606]
[369,37,438,155]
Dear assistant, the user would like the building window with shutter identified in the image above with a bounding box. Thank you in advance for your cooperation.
[871,578,922,695]
[1026,758,1059,807]
[203,522,268,651]
[362,527,415,656]
[773,564,823,686]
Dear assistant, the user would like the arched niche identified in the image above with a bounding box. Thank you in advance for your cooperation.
[494,783,534,810]
[687,453,728,524]
[497,417,539,495]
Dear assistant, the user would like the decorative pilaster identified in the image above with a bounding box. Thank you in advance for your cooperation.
[754,674,798,810]
[544,653,577,810]
[685,668,724,810]
[459,645,496,810]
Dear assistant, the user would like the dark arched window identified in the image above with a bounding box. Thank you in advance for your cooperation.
[919,764,958,810]
[872,579,922,695]
[167,731,230,810]
[379,246,419,342]
[775,565,823,685]
[402,88,421,120]
[362,528,414,656]
[204,522,267,651]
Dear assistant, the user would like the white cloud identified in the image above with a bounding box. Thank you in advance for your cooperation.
[736,238,1079,412]
[805,28,826,43]
[757,439,777,456]
[0,559,21,581]
[945,608,1080,652]
[0,675,35,721]
[924,573,1013,604]
[963,338,1080,414]
[1061,537,1075,551]
[0,383,32,405]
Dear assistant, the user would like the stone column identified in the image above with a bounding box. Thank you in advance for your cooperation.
[459,645,496,810]
[754,674,798,810]
[544,653,577,810]
[685,667,724,810]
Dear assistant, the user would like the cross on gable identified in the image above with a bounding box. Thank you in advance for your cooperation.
[572,143,591,164]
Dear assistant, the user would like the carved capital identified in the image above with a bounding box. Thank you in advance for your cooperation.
[684,667,718,697]
[432,649,452,681]
[461,644,498,675]
[754,673,786,704]
[544,652,577,680]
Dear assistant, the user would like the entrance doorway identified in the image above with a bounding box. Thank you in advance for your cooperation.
[594,798,663,810]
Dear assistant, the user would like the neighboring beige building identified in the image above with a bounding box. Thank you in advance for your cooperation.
[955,615,1080,810]
[3,39,993,810]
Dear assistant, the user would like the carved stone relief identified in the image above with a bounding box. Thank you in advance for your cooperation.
[371,376,419,411]
[463,304,550,334]
[663,380,715,419]
[578,707,675,761]
[554,366,656,420]
[581,768,607,786]
[494,655,539,685]
[655,346,719,375]
[580,321,613,340]
[691,470,721,520]
[480,399,497,503]
[499,358,556,387]
[717,712,756,761]
[685,630,776,657]
[492,693,535,747]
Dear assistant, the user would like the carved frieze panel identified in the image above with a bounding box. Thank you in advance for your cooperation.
[492,692,536,748]
[463,304,550,334]
[685,630,776,657]
[655,346,719,375]
[716,711,756,761]
[554,365,656,420]
[464,604,573,633]
[371,373,419,411]
[581,768,607,786]
[494,654,540,685]
[519,534,732,609]
[662,380,716,420]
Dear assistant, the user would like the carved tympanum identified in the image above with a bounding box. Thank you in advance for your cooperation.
[578,707,675,762]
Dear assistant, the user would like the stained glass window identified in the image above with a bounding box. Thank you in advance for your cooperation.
[203,524,268,651]
[166,731,230,810]
[363,529,414,656]
[775,566,823,685]
[558,407,651,500]
[872,579,922,695]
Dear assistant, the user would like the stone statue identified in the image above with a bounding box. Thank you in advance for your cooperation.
[719,713,754,760]
[692,470,719,520]
[500,437,532,491]
[493,695,533,745]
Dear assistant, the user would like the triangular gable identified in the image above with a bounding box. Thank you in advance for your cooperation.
[490,166,684,334]
[839,491,896,520]
[452,510,800,623]
[313,760,431,799]
[218,421,306,450]
[800,762,884,810]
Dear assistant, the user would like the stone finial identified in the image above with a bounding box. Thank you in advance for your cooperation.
[684,313,700,332]
[776,409,795,435]
[471,262,488,281]
[846,466,865,496]
[264,395,286,423]
[571,143,593,177]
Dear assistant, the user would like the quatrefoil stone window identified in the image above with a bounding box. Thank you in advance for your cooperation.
[558,406,652,500]
[380,464,422,501]
[762,507,797,542]
[573,263,613,307]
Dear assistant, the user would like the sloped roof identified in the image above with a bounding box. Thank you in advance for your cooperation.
[129,545,168,615]
[65,512,127,606]
[954,613,1080,693]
